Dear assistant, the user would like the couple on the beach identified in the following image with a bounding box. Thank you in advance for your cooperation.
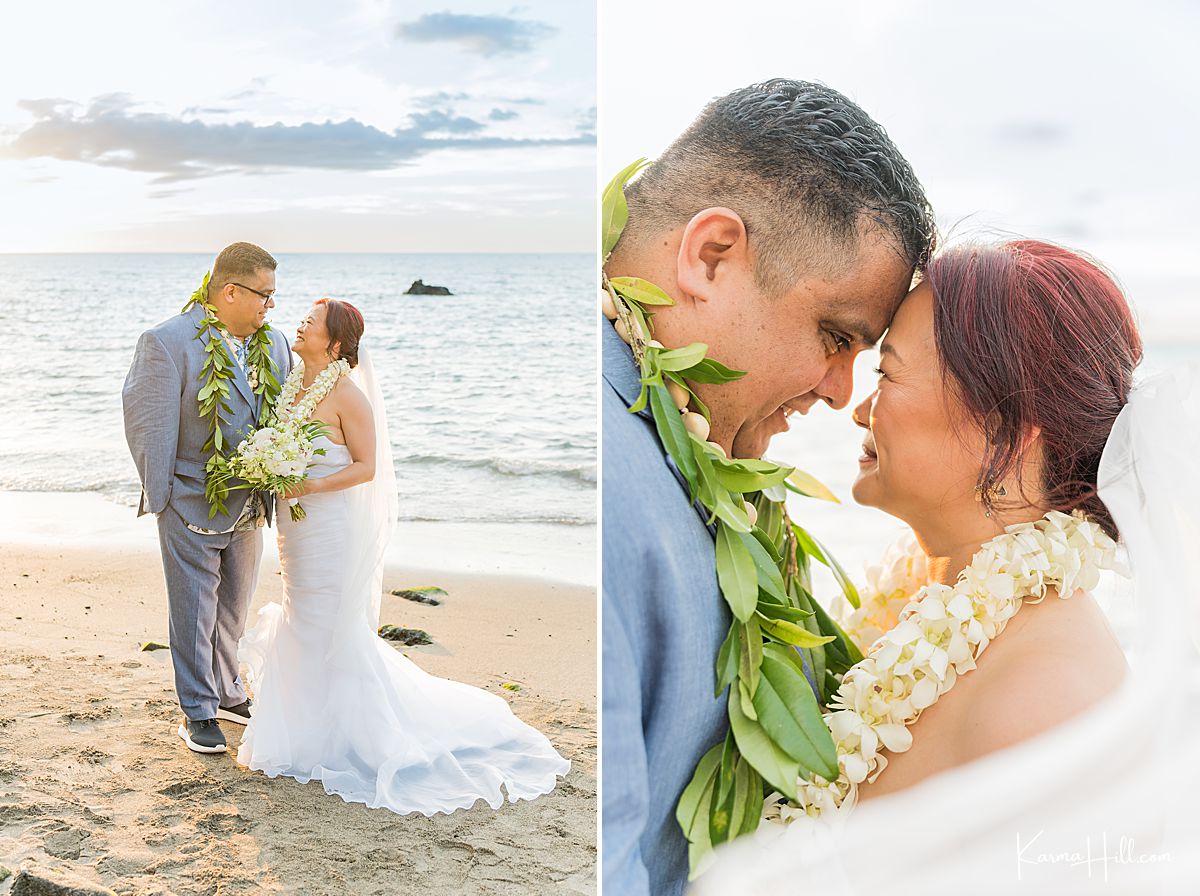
[122,242,568,816]
[603,80,1196,893]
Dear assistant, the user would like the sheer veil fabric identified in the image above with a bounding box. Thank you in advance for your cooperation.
[693,366,1200,895]
[333,346,397,641]
[237,346,570,815]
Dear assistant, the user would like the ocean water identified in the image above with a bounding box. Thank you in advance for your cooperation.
[0,253,596,528]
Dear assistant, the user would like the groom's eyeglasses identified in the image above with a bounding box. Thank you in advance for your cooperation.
[232,282,275,306]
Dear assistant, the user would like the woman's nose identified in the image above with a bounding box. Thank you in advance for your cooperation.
[851,393,874,429]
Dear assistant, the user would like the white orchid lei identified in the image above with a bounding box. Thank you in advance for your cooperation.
[212,358,350,522]
[761,509,1121,823]
[837,530,928,653]
[277,358,351,425]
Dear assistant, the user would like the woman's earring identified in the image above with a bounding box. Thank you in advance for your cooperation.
[974,480,1008,518]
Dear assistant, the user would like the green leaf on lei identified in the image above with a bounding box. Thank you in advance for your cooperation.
[602,158,649,258]
[677,357,747,385]
[754,643,839,780]
[610,275,674,306]
[654,342,709,372]
[727,685,800,801]
[648,382,698,485]
[792,523,861,610]
[716,523,758,623]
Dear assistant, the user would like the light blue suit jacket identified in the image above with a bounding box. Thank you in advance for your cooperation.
[122,303,293,530]
[602,320,730,896]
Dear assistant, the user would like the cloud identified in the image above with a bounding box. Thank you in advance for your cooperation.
[181,106,234,117]
[0,94,594,183]
[577,106,596,134]
[396,12,557,57]
[413,90,471,109]
[488,108,519,122]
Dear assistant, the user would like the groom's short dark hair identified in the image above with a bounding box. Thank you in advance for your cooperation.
[209,242,278,297]
[622,79,936,291]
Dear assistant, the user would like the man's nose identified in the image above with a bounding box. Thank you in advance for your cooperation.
[817,354,855,410]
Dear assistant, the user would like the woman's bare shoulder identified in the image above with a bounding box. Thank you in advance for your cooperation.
[953,630,1126,765]
[331,374,369,409]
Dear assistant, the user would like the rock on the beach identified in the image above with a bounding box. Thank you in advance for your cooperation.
[139,641,169,652]
[377,625,433,646]
[403,279,453,296]
[11,864,118,896]
[389,586,446,606]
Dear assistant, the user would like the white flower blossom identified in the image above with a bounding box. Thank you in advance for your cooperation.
[764,510,1120,827]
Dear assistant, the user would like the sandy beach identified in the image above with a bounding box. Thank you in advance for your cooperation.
[0,496,596,895]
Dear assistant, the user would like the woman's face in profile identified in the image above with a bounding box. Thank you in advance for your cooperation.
[850,282,990,526]
[293,303,330,357]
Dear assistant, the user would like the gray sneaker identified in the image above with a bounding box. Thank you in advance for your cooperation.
[216,699,252,726]
[178,718,228,754]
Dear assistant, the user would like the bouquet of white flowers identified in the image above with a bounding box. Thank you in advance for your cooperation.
[211,419,329,521]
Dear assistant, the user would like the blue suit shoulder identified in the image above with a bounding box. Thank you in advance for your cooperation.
[144,309,196,342]
[602,381,670,548]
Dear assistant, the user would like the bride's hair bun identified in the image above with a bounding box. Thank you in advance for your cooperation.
[315,297,365,368]
[926,240,1142,539]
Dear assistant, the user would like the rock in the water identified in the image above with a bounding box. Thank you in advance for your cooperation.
[11,865,118,896]
[389,586,446,606]
[377,625,433,646]
[404,279,452,296]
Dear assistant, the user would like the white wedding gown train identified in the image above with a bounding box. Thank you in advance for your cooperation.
[236,437,570,815]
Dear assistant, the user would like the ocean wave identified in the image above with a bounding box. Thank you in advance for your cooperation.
[395,453,597,485]
[399,510,595,526]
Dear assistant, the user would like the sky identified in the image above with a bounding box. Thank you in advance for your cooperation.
[0,0,596,252]
[600,0,1200,341]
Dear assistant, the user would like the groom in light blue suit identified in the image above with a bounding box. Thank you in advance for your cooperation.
[123,242,292,755]
[602,80,936,895]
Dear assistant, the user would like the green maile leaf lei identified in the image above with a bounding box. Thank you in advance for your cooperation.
[181,271,283,519]
[602,161,867,878]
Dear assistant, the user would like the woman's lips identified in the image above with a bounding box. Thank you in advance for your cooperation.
[859,441,878,467]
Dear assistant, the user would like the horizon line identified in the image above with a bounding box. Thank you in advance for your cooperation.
[0,249,594,255]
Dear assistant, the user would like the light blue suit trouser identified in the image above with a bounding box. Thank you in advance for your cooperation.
[155,506,262,720]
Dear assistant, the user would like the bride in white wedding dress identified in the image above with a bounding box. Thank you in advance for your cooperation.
[235,298,570,814]
[694,241,1200,894]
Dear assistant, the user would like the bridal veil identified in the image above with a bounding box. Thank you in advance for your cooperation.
[331,345,398,647]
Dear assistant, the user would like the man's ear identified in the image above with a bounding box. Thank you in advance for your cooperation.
[676,207,750,303]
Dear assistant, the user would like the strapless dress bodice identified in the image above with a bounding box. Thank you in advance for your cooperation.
[308,433,351,477]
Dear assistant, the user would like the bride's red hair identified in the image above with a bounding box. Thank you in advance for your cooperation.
[925,240,1142,538]
[315,297,364,368]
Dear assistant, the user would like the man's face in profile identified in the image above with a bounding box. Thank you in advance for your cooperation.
[665,227,913,460]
